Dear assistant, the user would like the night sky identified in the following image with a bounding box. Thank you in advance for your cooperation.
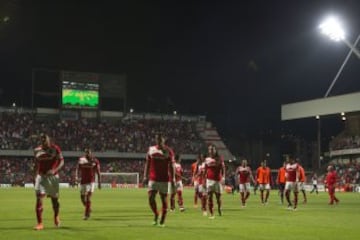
[0,0,360,146]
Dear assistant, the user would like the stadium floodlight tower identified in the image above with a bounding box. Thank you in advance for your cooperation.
[319,16,360,59]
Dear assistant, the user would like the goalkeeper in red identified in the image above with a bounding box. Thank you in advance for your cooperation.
[75,148,101,220]
[143,133,176,227]
[33,133,64,230]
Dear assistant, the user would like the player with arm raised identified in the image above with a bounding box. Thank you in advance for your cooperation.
[75,148,101,220]
[33,133,64,230]
[204,144,225,219]
[143,133,176,227]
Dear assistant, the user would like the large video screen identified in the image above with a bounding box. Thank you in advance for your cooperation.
[62,81,99,109]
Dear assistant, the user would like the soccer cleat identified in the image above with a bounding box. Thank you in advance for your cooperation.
[202,211,208,217]
[208,215,215,220]
[158,223,165,228]
[34,223,44,230]
[54,216,61,227]
[169,208,175,212]
[287,204,293,210]
[218,207,222,216]
[179,207,185,212]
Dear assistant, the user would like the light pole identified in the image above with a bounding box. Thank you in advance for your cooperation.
[316,16,360,169]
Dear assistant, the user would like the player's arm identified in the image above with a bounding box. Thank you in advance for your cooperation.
[143,152,150,185]
[170,151,176,185]
[96,159,101,189]
[249,168,256,185]
[32,154,38,184]
[49,147,64,175]
[75,159,80,184]
[221,158,226,184]
[295,166,300,182]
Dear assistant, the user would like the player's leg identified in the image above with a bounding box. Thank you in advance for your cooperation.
[208,191,214,218]
[158,182,169,226]
[239,184,245,206]
[177,190,185,211]
[51,197,60,226]
[194,181,199,207]
[284,182,292,207]
[148,181,159,225]
[34,192,45,230]
[199,185,207,216]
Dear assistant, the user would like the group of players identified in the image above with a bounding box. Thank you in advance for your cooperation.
[33,133,101,230]
[32,132,339,230]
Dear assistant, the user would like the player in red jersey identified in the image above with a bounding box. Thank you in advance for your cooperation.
[325,165,339,205]
[284,155,300,210]
[143,133,176,227]
[256,160,271,205]
[75,148,101,220]
[191,154,202,208]
[170,154,185,212]
[195,154,207,216]
[235,159,255,207]
[204,144,225,219]
[33,133,64,230]
[276,162,286,204]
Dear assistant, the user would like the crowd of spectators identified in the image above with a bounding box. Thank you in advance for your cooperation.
[0,157,195,186]
[0,112,204,154]
[330,160,360,191]
[330,135,360,150]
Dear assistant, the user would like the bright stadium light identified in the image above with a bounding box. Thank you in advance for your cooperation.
[319,16,360,59]
[319,16,345,41]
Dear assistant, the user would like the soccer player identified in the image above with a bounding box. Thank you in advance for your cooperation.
[170,154,185,212]
[325,165,339,205]
[33,133,64,230]
[310,173,319,194]
[75,148,101,220]
[298,163,307,204]
[143,133,176,227]
[191,154,202,208]
[276,161,286,204]
[235,159,255,207]
[256,160,271,205]
[203,144,225,219]
[196,155,208,216]
[284,155,300,210]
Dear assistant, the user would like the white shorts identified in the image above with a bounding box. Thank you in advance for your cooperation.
[285,181,299,192]
[239,183,251,193]
[169,180,183,194]
[193,180,199,190]
[298,182,305,191]
[80,182,95,195]
[258,183,271,190]
[148,180,170,194]
[206,179,223,194]
[198,184,206,194]
[34,174,59,198]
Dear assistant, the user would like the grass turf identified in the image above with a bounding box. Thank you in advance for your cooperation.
[0,188,359,240]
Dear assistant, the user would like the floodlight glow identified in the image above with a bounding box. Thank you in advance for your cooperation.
[319,17,345,41]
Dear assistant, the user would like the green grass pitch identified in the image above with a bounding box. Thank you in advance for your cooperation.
[0,188,360,240]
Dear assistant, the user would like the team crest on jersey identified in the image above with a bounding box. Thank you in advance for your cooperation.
[148,146,169,159]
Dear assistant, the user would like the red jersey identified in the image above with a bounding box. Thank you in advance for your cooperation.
[175,163,183,182]
[236,166,252,184]
[326,171,337,186]
[34,144,63,175]
[205,156,224,181]
[146,145,175,182]
[285,163,299,182]
[77,155,100,184]
[256,166,271,184]
[197,162,206,185]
